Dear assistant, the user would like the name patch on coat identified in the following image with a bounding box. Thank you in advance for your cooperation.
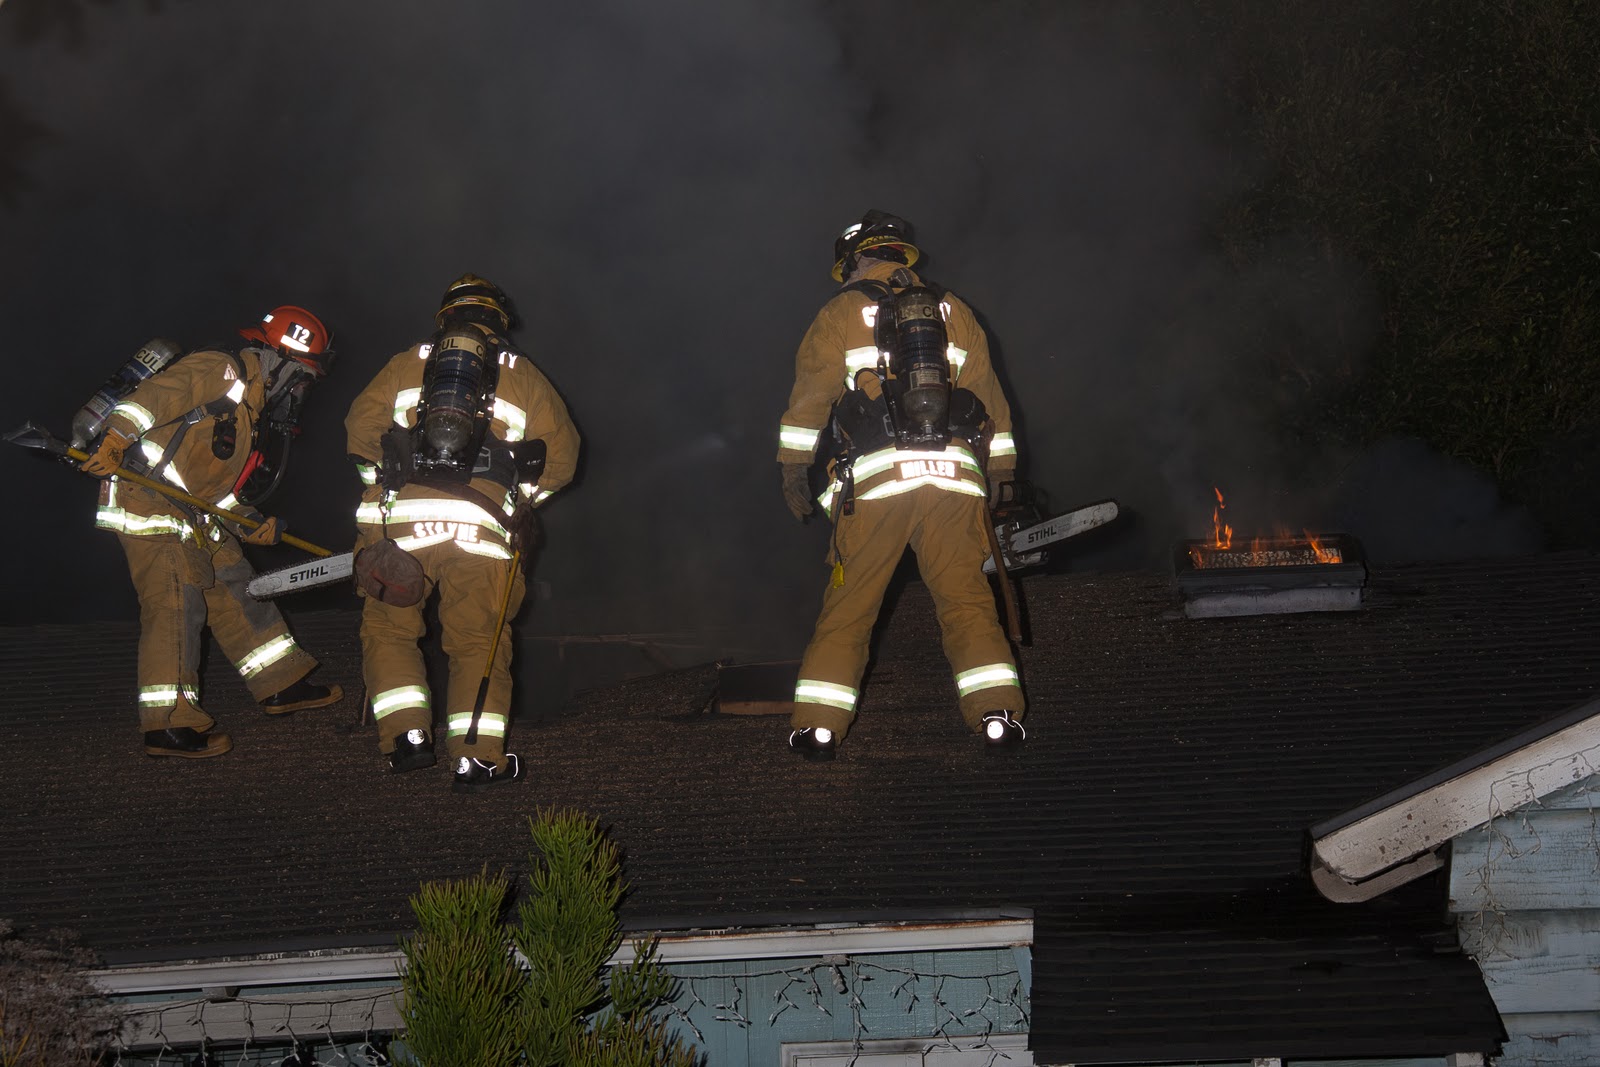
[412,521,481,543]
[898,458,957,480]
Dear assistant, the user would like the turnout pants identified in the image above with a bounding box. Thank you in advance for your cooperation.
[359,540,525,769]
[120,532,317,733]
[792,487,1025,738]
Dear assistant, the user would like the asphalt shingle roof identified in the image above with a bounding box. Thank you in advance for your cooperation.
[4,550,1598,1063]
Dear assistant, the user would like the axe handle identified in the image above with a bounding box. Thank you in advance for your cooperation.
[65,445,333,557]
[465,549,521,744]
[983,504,1025,644]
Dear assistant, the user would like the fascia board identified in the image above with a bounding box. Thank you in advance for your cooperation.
[1310,703,1600,888]
[89,917,1034,995]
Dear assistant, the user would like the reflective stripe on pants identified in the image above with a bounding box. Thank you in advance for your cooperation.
[119,532,315,732]
[792,486,1024,737]
[358,536,525,767]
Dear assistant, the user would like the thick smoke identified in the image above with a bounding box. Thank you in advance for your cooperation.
[0,0,1542,660]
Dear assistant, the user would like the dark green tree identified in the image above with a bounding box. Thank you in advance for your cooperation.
[513,808,695,1067]
[396,870,525,1067]
[1190,0,1600,533]
[396,809,697,1067]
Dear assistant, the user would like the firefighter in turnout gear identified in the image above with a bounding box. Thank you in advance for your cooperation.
[80,306,344,758]
[345,274,580,793]
[777,211,1025,759]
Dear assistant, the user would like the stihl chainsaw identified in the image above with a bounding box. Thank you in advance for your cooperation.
[248,553,355,599]
[984,482,1118,575]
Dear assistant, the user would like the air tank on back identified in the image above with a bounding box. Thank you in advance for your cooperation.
[70,338,184,448]
[890,285,951,449]
[417,324,496,472]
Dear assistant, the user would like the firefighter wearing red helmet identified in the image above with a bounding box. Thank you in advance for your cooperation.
[78,305,344,758]
[776,211,1026,760]
[345,274,580,793]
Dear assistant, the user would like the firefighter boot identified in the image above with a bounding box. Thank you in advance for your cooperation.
[390,728,437,773]
[788,727,838,763]
[452,753,522,794]
[144,728,234,759]
[260,677,344,716]
[980,711,1026,751]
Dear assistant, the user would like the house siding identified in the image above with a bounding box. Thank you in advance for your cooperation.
[1450,773,1600,1067]
[660,946,1031,1065]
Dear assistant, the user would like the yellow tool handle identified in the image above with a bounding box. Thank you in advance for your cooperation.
[464,549,521,743]
[67,445,333,558]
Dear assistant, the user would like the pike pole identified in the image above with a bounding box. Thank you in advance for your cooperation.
[5,421,333,557]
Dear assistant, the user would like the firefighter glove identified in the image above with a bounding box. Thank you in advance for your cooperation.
[987,472,1009,509]
[781,462,813,521]
[80,430,132,478]
[508,502,541,560]
[241,516,284,546]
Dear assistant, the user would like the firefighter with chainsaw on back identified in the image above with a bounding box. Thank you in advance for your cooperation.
[777,210,1025,760]
[345,274,579,793]
[78,308,345,759]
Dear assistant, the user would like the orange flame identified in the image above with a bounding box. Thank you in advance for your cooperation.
[1193,486,1343,568]
[1211,486,1233,549]
[1306,532,1341,564]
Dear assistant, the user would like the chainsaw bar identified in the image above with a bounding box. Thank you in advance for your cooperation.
[247,552,355,600]
[984,499,1119,574]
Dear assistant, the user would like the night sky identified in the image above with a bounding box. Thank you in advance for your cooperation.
[0,0,1546,650]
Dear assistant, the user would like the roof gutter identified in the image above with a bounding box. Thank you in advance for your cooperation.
[89,914,1034,995]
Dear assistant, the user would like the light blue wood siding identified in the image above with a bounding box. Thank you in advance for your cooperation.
[1449,774,1600,1067]
[657,947,1030,1066]
[1499,1012,1600,1067]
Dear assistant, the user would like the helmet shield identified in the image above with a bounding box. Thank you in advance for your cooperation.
[437,273,512,332]
[832,209,920,281]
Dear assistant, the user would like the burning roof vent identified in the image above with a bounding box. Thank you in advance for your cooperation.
[1174,489,1367,618]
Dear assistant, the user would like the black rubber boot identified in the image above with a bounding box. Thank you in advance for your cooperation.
[980,711,1026,750]
[788,727,838,762]
[452,753,523,794]
[260,678,344,716]
[143,727,233,759]
[389,728,437,773]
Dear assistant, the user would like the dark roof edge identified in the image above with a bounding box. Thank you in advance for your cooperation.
[96,907,1035,969]
[620,905,1034,933]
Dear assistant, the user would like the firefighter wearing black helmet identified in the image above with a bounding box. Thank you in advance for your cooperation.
[776,210,1026,760]
[345,274,580,793]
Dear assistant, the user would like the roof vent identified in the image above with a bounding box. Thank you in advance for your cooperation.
[1174,534,1368,618]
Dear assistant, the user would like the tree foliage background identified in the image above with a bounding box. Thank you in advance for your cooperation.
[0,922,119,1067]
[1191,0,1600,540]
[397,808,696,1067]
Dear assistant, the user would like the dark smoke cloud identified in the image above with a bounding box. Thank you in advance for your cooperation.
[0,1,1542,652]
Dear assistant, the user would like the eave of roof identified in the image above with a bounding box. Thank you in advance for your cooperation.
[88,913,1034,995]
[1309,695,1600,900]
